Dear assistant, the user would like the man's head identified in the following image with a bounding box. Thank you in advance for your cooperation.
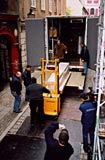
[58,129,69,146]
[80,42,85,47]
[57,39,61,46]
[31,77,37,83]
[16,71,22,78]
[79,92,89,101]
[26,65,31,71]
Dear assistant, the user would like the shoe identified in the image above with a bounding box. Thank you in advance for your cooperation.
[13,110,22,113]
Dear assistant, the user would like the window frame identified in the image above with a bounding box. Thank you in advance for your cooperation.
[90,8,94,15]
[54,0,57,14]
[94,0,98,4]
[41,0,45,11]
[49,0,52,12]
[31,0,36,8]
[87,0,92,3]
[58,0,61,15]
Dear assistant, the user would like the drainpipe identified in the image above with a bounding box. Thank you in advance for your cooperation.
[16,0,22,72]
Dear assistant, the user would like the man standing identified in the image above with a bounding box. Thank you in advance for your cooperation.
[79,92,96,153]
[54,39,67,62]
[22,65,31,101]
[26,77,50,125]
[80,42,89,75]
[10,71,22,113]
[44,122,74,160]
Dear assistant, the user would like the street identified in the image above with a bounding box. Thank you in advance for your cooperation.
[0,86,83,160]
[0,68,95,160]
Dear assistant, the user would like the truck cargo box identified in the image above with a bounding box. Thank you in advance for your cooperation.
[25,16,98,70]
[25,16,98,90]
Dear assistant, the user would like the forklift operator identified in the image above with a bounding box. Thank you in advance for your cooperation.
[54,39,67,62]
[26,77,50,126]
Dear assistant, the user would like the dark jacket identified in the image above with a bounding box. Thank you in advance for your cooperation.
[26,83,50,100]
[23,69,31,86]
[44,122,74,160]
[10,74,22,95]
[79,100,96,126]
[80,45,89,63]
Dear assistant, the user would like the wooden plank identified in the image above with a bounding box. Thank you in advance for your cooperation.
[66,71,85,90]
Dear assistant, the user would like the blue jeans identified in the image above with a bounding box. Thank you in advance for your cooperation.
[11,91,21,112]
[83,61,87,75]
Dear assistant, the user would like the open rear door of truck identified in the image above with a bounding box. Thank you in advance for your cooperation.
[25,18,45,66]
[87,17,98,70]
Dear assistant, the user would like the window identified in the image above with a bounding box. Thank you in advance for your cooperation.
[90,8,94,15]
[54,0,57,14]
[49,0,52,12]
[41,0,45,11]
[94,0,98,3]
[31,0,36,8]
[58,0,61,15]
[87,0,92,3]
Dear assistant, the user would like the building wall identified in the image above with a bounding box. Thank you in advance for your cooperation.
[0,0,20,77]
[0,0,17,14]
[18,0,66,19]
[18,0,31,19]
[19,0,66,69]
[84,0,100,17]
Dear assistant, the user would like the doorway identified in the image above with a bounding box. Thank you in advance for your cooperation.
[0,30,19,91]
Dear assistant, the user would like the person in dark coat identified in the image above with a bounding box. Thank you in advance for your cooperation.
[26,77,50,125]
[44,122,74,160]
[23,65,31,87]
[10,71,22,113]
[79,92,96,153]
[80,42,89,75]
[22,65,31,100]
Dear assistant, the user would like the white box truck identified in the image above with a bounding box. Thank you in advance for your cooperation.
[25,16,98,89]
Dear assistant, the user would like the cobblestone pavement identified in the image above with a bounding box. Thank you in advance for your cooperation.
[0,83,29,141]
[0,69,41,141]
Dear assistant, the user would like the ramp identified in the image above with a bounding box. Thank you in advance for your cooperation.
[66,71,85,90]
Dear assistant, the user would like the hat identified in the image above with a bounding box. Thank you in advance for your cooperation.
[79,92,88,99]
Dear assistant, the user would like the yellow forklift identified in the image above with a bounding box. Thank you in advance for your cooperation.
[41,58,70,116]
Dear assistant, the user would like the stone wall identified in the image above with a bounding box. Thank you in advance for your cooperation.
[20,30,27,70]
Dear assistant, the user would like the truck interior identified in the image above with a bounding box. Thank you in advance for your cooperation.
[47,17,86,67]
